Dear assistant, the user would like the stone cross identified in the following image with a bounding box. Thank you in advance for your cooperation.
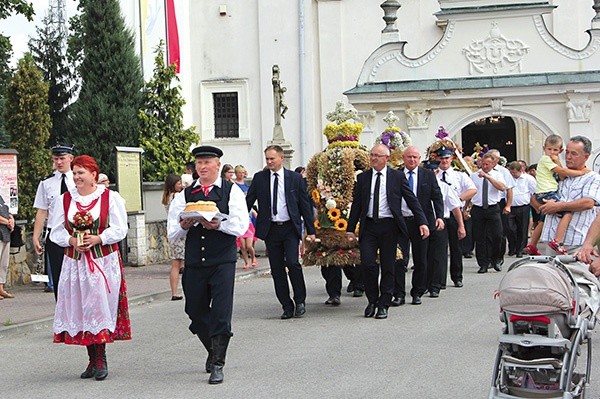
[326,100,358,124]
[383,110,399,128]
[272,65,288,141]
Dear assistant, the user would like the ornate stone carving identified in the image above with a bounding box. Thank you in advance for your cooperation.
[533,15,600,59]
[381,1,401,34]
[567,100,592,123]
[490,99,503,116]
[405,108,432,130]
[463,22,529,74]
[356,111,377,131]
[366,20,456,82]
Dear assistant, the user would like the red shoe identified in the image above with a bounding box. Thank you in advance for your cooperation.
[523,244,541,256]
[548,240,568,255]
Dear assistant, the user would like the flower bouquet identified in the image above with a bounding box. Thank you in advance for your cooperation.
[374,111,411,167]
[73,210,94,246]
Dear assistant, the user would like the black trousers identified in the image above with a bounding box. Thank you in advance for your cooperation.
[46,235,65,301]
[447,215,464,284]
[507,205,530,255]
[360,218,399,307]
[427,220,449,293]
[321,265,358,297]
[498,199,509,260]
[182,262,236,338]
[471,205,503,268]
[461,218,474,255]
[265,221,306,312]
[395,217,428,299]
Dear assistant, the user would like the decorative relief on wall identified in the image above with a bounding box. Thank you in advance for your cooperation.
[356,110,377,131]
[490,99,503,116]
[405,108,432,130]
[533,15,600,59]
[367,20,456,82]
[462,22,529,75]
[566,100,592,123]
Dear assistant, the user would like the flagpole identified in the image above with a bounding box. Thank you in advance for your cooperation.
[138,0,145,78]
[163,0,169,66]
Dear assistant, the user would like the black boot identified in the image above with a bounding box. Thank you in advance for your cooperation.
[80,345,96,379]
[94,343,108,381]
[208,335,230,384]
[197,333,213,373]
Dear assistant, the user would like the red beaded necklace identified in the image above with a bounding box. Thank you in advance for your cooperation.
[75,197,99,212]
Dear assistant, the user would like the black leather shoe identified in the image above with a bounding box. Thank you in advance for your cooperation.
[508,251,515,256]
[477,267,488,274]
[331,296,341,306]
[375,307,388,319]
[429,291,439,298]
[516,252,523,258]
[463,252,473,258]
[390,297,405,307]
[454,281,464,288]
[325,297,334,305]
[353,289,364,297]
[364,303,376,317]
[294,303,306,317]
[493,262,502,272]
[281,309,294,319]
[346,282,354,293]
[411,296,422,305]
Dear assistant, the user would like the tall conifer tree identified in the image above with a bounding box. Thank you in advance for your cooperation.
[3,54,51,223]
[66,0,143,179]
[139,43,197,181]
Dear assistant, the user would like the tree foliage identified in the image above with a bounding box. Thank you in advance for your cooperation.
[65,0,143,180]
[0,0,35,90]
[139,43,197,181]
[29,15,77,146]
[3,53,51,223]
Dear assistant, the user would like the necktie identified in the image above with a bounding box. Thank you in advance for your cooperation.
[60,173,68,194]
[482,177,489,209]
[373,172,381,222]
[442,171,447,183]
[202,185,212,196]
[408,170,414,193]
[272,173,279,216]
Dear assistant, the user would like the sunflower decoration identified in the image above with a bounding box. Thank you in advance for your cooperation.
[303,101,367,267]
[374,111,411,168]
[471,142,489,166]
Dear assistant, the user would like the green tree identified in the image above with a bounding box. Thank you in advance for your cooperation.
[3,53,51,223]
[1,1,35,148]
[139,43,197,181]
[66,0,143,180]
[29,15,77,146]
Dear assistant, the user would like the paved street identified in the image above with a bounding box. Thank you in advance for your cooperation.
[2,262,600,398]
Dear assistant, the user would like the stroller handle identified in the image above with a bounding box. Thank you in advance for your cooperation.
[527,255,579,264]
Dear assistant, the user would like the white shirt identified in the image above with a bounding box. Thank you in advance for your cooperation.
[48,185,128,246]
[368,168,392,219]
[33,170,75,211]
[511,173,536,206]
[541,172,600,246]
[436,167,476,207]
[495,165,515,200]
[270,169,291,222]
[438,180,462,218]
[167,177,249,241]
[401,167,418,217]
[470,169,506,207]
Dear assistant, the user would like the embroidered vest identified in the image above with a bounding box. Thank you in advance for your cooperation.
[63,189,119,260]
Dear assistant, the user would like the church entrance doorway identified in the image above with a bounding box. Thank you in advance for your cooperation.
[461,116,517,162]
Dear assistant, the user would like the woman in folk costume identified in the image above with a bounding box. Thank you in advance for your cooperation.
[49,155,131,381]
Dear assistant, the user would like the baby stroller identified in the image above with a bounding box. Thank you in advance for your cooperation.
[489,255,600,399]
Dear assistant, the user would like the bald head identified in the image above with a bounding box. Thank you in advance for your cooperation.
[402,146,421,170]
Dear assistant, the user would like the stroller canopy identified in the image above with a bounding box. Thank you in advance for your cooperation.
[498,262,573,314]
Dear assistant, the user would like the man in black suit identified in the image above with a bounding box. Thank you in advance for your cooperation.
[346,144,429,319]
[246,145,316,319]
[393,146,444,306]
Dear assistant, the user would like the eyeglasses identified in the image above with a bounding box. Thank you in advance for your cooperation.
[369,153,387,158]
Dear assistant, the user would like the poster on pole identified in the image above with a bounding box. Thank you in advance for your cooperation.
[0,149,19,214]
[115,147,144,213]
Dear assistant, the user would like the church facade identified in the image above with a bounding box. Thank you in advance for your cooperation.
[121,0,600,173]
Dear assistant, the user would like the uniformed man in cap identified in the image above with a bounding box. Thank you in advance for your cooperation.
[167,145,248,384]
[33,143,75,300]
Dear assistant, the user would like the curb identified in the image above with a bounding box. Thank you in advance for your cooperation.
[0,265,271,340]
